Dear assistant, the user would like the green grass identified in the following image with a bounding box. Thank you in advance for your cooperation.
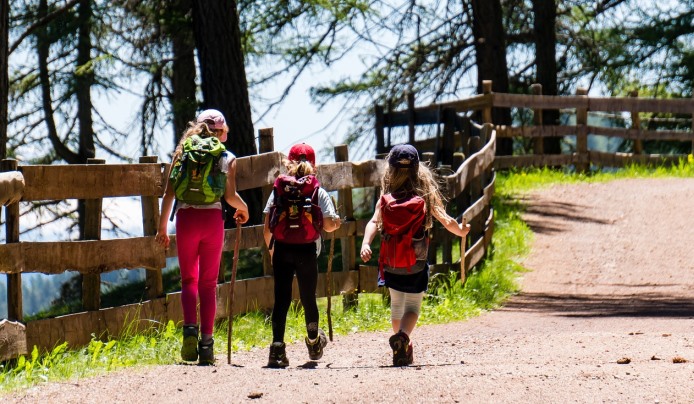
[3,158,693,393]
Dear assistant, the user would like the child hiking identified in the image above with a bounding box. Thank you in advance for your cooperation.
[263,143,341,368]
[155,109,249,365]
[360,144,470,366]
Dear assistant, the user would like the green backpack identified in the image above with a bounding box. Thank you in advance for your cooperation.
[170,135,227,205]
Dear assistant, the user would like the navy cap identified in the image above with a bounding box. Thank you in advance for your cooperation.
[387,144,419,169]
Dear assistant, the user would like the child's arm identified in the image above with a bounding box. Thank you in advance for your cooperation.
[224,157,249,224]
[359,199,382,263]
[323,216,342,232]
[155,162,176,248]
[263,213,273,257]
[432,207,470,238]
[321,191,342,232]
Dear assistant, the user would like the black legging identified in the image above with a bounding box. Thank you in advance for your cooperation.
[271,241,320,342]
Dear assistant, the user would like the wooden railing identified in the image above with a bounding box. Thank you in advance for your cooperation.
[376,81,694,171]
[0,129,496,360]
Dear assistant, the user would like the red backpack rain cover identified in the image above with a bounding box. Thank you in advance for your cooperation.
[378,193,426,275]
[269,174,323,244]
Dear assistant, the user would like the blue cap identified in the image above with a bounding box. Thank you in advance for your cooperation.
[387,144,419,169]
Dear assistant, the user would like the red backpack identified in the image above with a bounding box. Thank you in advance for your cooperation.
[378,193,427,277]
[268,174,324,244]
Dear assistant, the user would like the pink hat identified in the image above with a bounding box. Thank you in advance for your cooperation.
[196,109,226,130]
[288,143,316,166]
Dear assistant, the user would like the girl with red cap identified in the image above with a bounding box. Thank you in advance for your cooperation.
[155,109,249,365]
[359,143,469,366]
[262,143,341,368]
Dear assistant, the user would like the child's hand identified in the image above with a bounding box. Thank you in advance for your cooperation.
[459,219,470,237]
[234,208,249,224]
[360,244,372,263]
[154,231,170,248]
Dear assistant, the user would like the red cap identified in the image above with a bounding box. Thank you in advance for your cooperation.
[288,143,316,166]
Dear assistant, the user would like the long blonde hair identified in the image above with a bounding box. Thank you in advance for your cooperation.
[381,159,447,230]
[172,121,226,162]
[284,159,316,178]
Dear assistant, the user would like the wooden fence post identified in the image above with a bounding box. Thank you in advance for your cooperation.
[467,135,483,254]
[481,123,494,224]
[482,80,493,124]
[375,104,386,155]
[575,88,589,172]
[407,92,416,145]
[440,164,453,267]
[82,158,105,311]
[1,159,22,321]
[441,108,457,166]
[140,156,164,299]
[630,90,643,155]
[531,83,544,156]
[259,128,274,277]
[334,145,358,310]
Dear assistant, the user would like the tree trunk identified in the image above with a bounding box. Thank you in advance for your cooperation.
[470,0,513,155]
[75,0,96,239]
[191,0,262,223]
[533,0,561,154]
[0,0,8,159]
[75,0,95,163]
[191,0,255,155]
[38,0,79,164]
[169,0,197,148]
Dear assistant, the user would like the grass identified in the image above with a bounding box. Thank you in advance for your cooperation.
[2,158,693,393]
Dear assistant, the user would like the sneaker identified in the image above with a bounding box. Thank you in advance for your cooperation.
[180,325,199,362]
[389,330,412,367]
[268,342,289,368]
[305,328,328,361]
[198,339,215,365]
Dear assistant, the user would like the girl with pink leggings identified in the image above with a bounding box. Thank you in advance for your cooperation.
[156,109,248,365]
[175,208,224,337]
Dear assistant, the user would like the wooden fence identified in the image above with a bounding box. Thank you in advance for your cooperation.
[376,81,694,171]
[0,128,496,361]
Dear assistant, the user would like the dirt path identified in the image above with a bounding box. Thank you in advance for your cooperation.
[7,178,694,403]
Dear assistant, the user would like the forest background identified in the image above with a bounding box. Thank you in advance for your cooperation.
[0,0,692,318]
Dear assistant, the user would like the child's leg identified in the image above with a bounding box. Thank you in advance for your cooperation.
[389,289,425,335]
[294,245,319,340]
[175,208,204,328]
[271,243,296,343]
[196,209,224,338]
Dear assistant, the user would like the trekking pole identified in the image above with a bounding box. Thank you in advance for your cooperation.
[326,197,337,342]
[227,220,242,365]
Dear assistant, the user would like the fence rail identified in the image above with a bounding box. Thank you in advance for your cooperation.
[376,82,693,172]
[0,130,495,360]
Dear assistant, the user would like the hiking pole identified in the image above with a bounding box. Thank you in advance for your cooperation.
[326,197,337,342]
[227,220,242,365]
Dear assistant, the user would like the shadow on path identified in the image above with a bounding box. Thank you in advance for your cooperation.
[500,292,694,318]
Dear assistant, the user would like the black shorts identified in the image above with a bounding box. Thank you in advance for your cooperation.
[383,263,429,293]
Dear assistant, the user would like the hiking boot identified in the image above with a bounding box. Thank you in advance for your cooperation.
[406,342,414,365]
[305,328,328,361]
[389,331,412,367]
[198,339,215,365]
[268,342,289,368]
[180,325,199,362]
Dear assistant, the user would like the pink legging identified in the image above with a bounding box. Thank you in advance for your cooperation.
[175,207,224,336]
